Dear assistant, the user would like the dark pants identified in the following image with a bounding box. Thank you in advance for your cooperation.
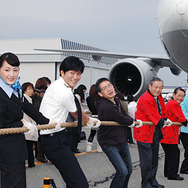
[161,143,180,178]
[127,127,134,143]
[41,130,88,188]
[0,162,26,188]
[137,139,160,188]
[180,132,188,173]
[26,140,36,167]
[66,127,80,152]
[88,129,97,143]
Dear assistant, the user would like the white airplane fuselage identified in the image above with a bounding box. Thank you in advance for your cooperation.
[158,0,188,72]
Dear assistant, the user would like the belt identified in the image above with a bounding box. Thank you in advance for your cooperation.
[41,129,66,137]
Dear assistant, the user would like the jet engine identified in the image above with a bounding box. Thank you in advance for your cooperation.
[109,58,157,99]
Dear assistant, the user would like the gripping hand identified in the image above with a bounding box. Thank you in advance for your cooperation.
[86,117,101,129]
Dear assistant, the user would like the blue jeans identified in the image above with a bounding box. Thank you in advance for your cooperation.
[102,143,132,188]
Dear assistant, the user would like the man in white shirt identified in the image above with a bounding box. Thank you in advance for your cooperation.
[40,56,100,188]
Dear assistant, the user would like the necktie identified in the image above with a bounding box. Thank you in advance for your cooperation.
[74,95,82,134]
[156,97,161,115]
[154,97,163,140]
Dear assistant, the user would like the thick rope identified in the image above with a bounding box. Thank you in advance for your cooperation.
[0,121,182,135]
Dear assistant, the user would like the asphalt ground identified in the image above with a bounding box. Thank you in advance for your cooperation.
[1,127,188,188]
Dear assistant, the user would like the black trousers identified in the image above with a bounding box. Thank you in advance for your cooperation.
[180,132,188,173]
[137,139,160,188]
[41,130,88,188]
[0,162,26,188]
[161,143,180,178]
[66,127,80,152]
[127,127,134,143]
[26,140,36,167]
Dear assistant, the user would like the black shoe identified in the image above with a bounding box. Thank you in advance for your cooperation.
[152,184,165,188]
[167,176,184,180]
[180,171,188,174]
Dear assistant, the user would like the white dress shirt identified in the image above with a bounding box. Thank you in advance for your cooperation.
[39,77,77,135]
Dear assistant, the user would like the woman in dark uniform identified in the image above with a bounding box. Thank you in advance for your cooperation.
[0,52,49,188]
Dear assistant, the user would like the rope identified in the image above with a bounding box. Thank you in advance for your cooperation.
[0,121,182,135]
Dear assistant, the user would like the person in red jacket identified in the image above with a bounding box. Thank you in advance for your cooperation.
[161,87,187,180]
[134,77,172,188]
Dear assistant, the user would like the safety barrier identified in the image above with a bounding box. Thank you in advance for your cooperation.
[0,121,182,135]
[43,177,57,188]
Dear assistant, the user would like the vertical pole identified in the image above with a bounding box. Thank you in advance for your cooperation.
[43,177,51,188]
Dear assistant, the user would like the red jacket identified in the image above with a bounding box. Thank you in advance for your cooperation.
[160,99,186,144]
[134,90,166,143]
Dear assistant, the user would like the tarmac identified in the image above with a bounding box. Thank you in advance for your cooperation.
[1,127,188,188]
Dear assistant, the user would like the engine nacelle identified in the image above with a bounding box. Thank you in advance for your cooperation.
[109,58,157,99]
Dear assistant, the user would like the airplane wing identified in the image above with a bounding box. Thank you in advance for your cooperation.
[34,48,179,70]
[34,48,182,99]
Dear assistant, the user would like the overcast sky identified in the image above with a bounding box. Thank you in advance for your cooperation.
[0,0,187,86]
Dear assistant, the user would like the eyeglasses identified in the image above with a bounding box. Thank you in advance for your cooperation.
[175,94,185,98]
[152,85,163,90]
[101,83,113,91]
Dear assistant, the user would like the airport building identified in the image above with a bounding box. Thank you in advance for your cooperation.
[0,38,117,93]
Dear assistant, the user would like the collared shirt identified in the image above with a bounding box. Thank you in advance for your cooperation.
[39,77,77,135]
[0,78,18,97]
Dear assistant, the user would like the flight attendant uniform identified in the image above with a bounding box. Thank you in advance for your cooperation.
[0,79,49,188]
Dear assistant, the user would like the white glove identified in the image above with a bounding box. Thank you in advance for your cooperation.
[54,123,62,131]
[86,117,101,129]
[135,120,143,128]
[22,119,38,141]
[49,121,62,132]
[129,121,135,128]
[164,118,172,127]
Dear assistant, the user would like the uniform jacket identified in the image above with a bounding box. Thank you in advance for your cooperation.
[160,99,186,144]
[0,87,49,164]
[134,90,166,143]
[97,97,133,147]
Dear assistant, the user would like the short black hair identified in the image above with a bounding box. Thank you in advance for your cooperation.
[173,87,185,95]
[0,52,20,67]
[22,82,34,92]
[95,77,110,92]
[59,56,85,76]
[42,77,51,85]
[150,77,163,86]
[127,95,134,102]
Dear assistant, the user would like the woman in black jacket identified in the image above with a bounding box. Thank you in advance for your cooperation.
[0,52,49,188]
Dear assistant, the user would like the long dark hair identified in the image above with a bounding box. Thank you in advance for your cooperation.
[74,84,87,103]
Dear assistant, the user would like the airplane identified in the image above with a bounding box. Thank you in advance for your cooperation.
[35,0,188,99]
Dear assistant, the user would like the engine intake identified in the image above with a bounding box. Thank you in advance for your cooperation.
[109,58,157,99]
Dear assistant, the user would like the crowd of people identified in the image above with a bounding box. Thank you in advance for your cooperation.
[0,52,188,188]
